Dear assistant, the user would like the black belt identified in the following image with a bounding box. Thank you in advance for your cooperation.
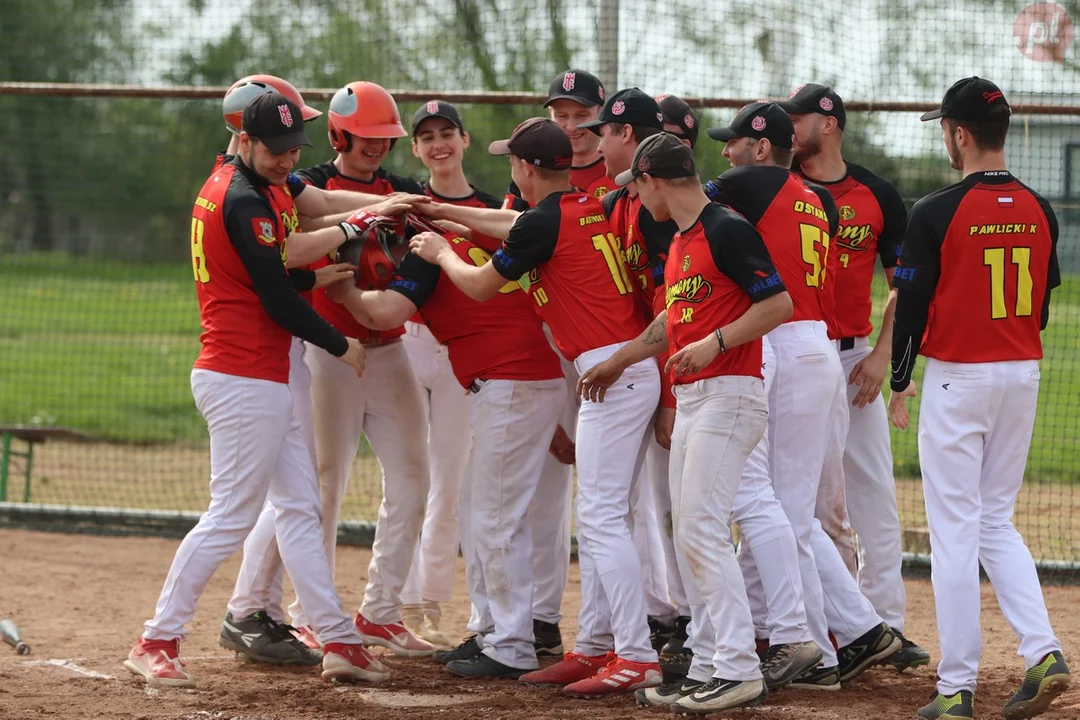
[468,378,488,394]
[839,337,856,351]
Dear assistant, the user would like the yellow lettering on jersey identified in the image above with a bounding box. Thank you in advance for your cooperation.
[281,206,299,235]
[279,237,288,264]
[836,224,873,249]
[680,306,694,324]
[969,224,1030,236]
[466,247,518,294]
[195,196,218,213]
[624,242,646,271]
[1029,224,1038,234]
[792,200,829,223]
[665,274,713,306]
[578,213,606,227]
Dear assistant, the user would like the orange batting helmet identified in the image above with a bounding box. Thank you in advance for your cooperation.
[223,75,321,135]
[327,81,407,153]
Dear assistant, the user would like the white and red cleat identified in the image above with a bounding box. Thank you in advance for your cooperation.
[123,637,196,688]
[518,652,615,686]
[321,642,391,683]
[354,612,436,657]
[563,656,663,697]
[292,625,321,650]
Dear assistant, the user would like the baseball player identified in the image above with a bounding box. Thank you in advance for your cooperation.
[577,132,794,713]
[779,83,929,669]
[889,77,1069,720]
[409,118,663,697]
[397,100,502,648]
[583,88,679,651]
[326,211,565,678]
[261,80,433,656]
[704,102,901,690]
[125,93,388,687]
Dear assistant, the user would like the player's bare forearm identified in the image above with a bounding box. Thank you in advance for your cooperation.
[719,291,793,349]
[296,210,356,232]
[612,311,670,368]
[424,203,519,240]
[294,186,385,218]
[439,252,506,302]
[285,227,348,267]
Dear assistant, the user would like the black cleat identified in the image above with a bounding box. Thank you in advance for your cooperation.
[1002,650,1071,720]
[433,635,482,665]
[648,616,676,654]
[533,619,563,657]
[446,653,528,679]
[661,648,693,683]
[837,622,901,684]
[882,628,930,672]
[218,611,322,666]
[660,615,691,657]
[635,676,704,707]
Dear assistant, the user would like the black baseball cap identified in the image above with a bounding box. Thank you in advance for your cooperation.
[411,99,464,135]
[242,92,313,154]
[579,88,664,135]
[707,102,794,149]
[614,132,697,187]
[489,117,573,170]
[545,69,606,108]
[656,94,700,147]
[920,76,1011,122]
[776,83,847,131]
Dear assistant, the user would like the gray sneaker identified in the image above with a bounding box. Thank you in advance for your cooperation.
[219,611,322,666]
[760,641,824,691]
[635,676,705,706]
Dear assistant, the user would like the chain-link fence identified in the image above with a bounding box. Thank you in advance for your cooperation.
[1,0,1078,570]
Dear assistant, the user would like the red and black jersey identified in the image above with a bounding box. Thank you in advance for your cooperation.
[798,162,907,339]
[295,161,423,343]
[388,234,562,388]
[890,171,1060,391]
[707,166,836,324]
[423,182,503,252]
[601,187,679,319]
[491,191,646,361]
[501,159,613,211]
[665,203,786,384]
[192,157,346,383]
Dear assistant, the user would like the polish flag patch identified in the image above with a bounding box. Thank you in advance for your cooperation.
[998,196,1014,207]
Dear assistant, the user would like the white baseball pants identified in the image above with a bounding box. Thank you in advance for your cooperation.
[461,378,564,669]
[299,341,429,626]
[528,326,576,625]
[735,337,812,648]
[673,375,768,683]
[572,343,660,664]
[919,358,1061,696]
[641,438,690,617]
[766,321,882,666]
[401,322,470,606]
[144,369,360,645]
[632,438,679,624]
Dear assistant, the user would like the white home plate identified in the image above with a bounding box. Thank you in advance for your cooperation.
[347,689,476,708]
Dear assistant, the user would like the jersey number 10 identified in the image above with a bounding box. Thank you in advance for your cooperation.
[984,246,1033,320]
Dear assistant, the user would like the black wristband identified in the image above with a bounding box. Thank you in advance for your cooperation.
[714,328,726,354]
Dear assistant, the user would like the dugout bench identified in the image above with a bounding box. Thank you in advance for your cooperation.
[0,426,91,503]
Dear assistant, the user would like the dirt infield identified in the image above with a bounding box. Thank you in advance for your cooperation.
[1,529,1079,720]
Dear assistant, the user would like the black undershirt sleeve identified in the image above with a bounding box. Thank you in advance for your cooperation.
[1034,193,1061,330]
[289,269,316,291]
[224,197,348,356]
[286,173,307,198]
[387,252,442,309]
[889,200,942,391]
[807,182,840,238]
[702,206,786,302]
[872,180,907,269]
[491,202,560,280]
[705,166,787,226]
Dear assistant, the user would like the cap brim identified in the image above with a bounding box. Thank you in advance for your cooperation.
[543,94,599,108]
[919,108,945,122]
[488,138,513,156]
[706,127,740,142]
[613,168,637,187]
[576,119,607,135]
[261,129,313,154]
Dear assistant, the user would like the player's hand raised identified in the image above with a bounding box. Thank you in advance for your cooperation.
[849,347,889,408]
[409,231,451,264]
[665,335,721,378]
[548,424,576,465]
[367,193,429,218]
[654,407,676,450]
[339,338,366,378]
[314,263,356,289]
[888,380,917,430]
[576,359,626,403]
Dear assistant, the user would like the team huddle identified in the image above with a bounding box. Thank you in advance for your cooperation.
[122,69,1070,719]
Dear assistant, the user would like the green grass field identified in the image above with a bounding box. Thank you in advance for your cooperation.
[1,252,1078,480]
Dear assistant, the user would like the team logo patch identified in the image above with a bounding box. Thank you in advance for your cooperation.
[682,255,691,272]
[684,113,695,128]
[983,90,1004,103]
[253,218,277,245]
[751,116,766,131]
[594,186,609,198]
[838,204,856,221]
[563,72,576,92]
[278,103,294,127]
[426,100,439,114]
[656,93,671,101]
[657,112,664,122]
[612,100,625,115]
[638,156,651,172]
[790,84,805,97]
[819,96,834,111]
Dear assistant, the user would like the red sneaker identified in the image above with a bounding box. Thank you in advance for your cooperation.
[355,612,436,657]
[292,625,321,650]
[563,656,663,697]
[123,637,195,688]
[321,642,391,683]
[518,652,615,686]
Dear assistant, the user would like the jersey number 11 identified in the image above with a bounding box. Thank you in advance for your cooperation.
[984,246,1033,320]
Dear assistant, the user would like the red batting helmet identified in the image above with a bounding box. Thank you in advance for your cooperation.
[334,214,408,290]
[223,75,321,135]
[327,82,407,153]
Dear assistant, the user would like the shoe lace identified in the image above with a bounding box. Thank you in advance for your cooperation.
[250,612,301,643]
[760,644,793,672]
